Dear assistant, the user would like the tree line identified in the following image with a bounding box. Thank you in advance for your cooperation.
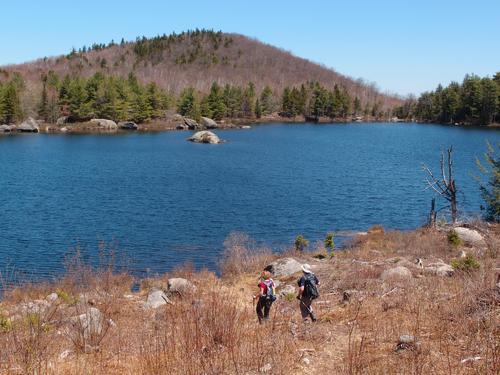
[394,73,500,125]
[2,71,383,125]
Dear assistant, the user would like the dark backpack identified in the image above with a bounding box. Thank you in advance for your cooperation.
[264,279,276,302]
[303,274,319,300]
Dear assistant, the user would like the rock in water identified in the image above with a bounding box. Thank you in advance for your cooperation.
[453,227,486,247]
[90,119,118,130]
[201,116,218,129]
[265,258,303,277]
[17,117,39,133]
[0,125,12,133]
[184,117,199,130]
[380,266,412,281]
[188,131,222,144]
[118,121,138,130]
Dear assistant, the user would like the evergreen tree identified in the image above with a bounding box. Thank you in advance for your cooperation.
[206,82,226,120]
[353,96,361,115]
[254,98,262,118]
[177,87,200,120]
[0,81,22,124]
[241,82,255,118]
[260,85,275,115]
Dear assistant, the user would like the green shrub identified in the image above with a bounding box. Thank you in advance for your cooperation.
[294,235,309,252]
[283,292,296,302]
[447,229,461,247]
[451,254,480,273]
[0,312,11,332]
[56,289,77,305]
[324,232,335,253]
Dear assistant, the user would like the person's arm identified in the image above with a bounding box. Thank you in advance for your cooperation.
[315,275,320,286]
[254,284,265,300]
[297,277,304,299]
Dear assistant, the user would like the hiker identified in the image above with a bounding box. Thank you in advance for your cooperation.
[297,263,320,322]
[253,270,276,323]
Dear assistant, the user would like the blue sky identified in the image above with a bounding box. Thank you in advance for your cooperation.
[1,0,498,96]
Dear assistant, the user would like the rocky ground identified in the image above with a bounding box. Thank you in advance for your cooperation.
[0,223,498,374]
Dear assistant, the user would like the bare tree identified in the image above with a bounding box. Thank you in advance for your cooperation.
[423,146,458,223]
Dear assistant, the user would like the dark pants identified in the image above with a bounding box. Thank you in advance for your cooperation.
[300,296,316,321]
[256,296,273,323]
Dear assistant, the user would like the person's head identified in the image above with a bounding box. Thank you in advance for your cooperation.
[301,263,312,274]
[261,270,272,280]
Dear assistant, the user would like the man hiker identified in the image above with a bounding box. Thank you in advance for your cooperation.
[297,263,320,322]
[253,270,276,324]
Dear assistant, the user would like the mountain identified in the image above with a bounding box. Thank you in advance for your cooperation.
[1,30,401,115]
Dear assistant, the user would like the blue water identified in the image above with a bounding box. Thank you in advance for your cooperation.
[0,123,498,281]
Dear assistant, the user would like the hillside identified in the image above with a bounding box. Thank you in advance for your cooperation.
[0,30,401,122]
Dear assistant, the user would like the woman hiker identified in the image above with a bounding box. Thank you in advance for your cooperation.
[297,263,320,322]
[253,270,276,324]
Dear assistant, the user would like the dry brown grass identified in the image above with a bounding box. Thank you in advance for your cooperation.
[0,226,498,374]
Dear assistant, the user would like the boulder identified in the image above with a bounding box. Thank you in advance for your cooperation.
[201,116,218,129]
[145,289,171,309]
[380,266,412,281]
[188,131,222,144]
[118,121,138,130]
[183,117,199,130]
[17,117,39,133]
[240,125,252,129]
[396,335,419,352]
[176,123,189,130]
[60,127,69,133]
[453,227,486,247]
[90,119,118,130]
[46,293,59,303]
[425,262,454,277]
[69,307,113,340]
[167,278,195,295]
[0,125,11,133]
[56,116,69,125]
[265,258,303,278]
[278,284,296,297]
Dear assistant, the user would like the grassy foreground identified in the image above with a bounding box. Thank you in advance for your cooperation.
[0,224,498,374]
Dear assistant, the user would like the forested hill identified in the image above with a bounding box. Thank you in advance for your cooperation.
[0,30,400,116]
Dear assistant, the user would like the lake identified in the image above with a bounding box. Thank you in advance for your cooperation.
[0,123,498,282]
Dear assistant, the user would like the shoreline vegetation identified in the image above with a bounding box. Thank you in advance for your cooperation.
[0,224,498,374]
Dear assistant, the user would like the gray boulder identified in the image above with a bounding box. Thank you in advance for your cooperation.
[278,284,296,297]
[56,116,69,125]
[425,262,454,277]
[145,289,171,309]
[118,121,138,130]
[184,117,199,130]
[396,335,419,352]
[167,278,195,295]
[453,227,486,247]
[380,266,412,281]
[201,116,218,129]
[265,258,303,278]
[176,123,189,130]
[90,119,118,130]
[69,307,114,341]
[188,131,222,144]
[0,125,12,133]
[17,117,39,133]
[46,293,59,303]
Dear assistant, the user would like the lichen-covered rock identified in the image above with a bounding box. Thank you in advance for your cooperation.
[145,289,171,309]
[453,227,486,247]
[265,258,303,277]
[380,266,412,281]
[188,131,222,144]
[90,119,118,130]
[201,117,218,129]
[425,262,454,277]
[184,117,199,130]
[17,117,39,133]
[118,121,138,130]
[167,278,195,295]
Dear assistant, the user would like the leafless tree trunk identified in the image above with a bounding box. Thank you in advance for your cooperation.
[427,198,437,228]
[423,147,458,223]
